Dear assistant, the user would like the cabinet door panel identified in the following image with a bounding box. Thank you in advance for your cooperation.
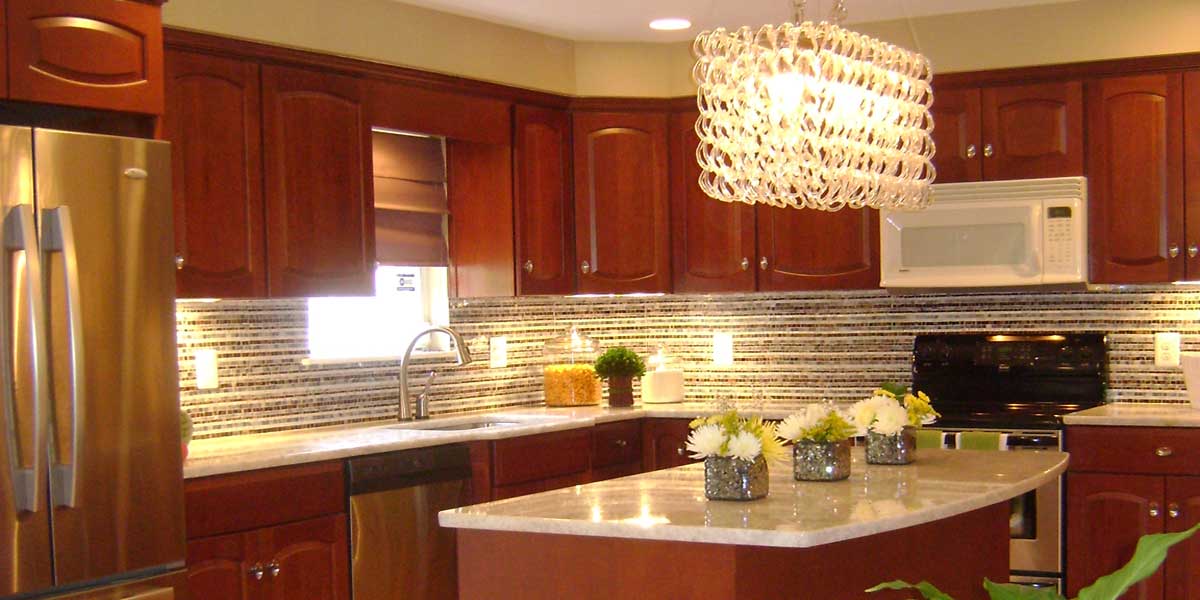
[262,65,374,297]
[6,0,163,113]
[756,205,879,290]
[670,110,756,292]
[642,419,695,471]
[263,515,349,600]
[981,81,1084,180]
[1166,477,1200,600]
[1066,473,1164,599]
[446,139,515,298]
[1185,72,1200,279]
[163,49,266,298]
[930,88,982,183]
[187,532,253,600]
[573,112,671,293]
[1088,73,1184,283]
[513,105,574,295]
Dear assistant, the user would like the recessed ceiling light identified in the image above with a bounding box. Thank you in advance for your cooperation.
[649,18,692,31]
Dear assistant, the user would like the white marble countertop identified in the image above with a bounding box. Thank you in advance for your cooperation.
[184,403,770,479]
[1063,403,1200,427]
[438,448,1067,548]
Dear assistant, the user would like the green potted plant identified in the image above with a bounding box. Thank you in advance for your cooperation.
[869,523,1200,599]
[593,347,646,407]
[180,409,193,460]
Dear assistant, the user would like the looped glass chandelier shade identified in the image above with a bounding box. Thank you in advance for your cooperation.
[693,21,936,212]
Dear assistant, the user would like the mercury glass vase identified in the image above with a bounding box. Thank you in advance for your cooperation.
[792,439,852,481]
[865,426,918,465]
[704,455,769,501]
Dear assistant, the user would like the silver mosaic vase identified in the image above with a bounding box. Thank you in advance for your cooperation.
[792,439,852,481]
[704,455,769,501]
[865,426,917,465]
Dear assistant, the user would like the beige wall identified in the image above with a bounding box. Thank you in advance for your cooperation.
[165,0,1200,98]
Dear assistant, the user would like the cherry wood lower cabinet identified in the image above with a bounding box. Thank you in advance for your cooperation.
[184,461,350,600]
[1065,426,1200,599]
[513,104,575,295]
[163,48,267,298]
[489,428,593,500]
[591,420,643,481]
[642,418,696,471]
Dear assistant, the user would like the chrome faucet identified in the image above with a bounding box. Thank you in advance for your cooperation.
[398,326,472,420]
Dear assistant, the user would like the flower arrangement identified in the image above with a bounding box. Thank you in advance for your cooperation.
[777,404,856,444]
[850,385,940,435]
[686,411,786,462]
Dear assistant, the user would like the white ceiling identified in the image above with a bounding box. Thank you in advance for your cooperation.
[396,0,1077,42]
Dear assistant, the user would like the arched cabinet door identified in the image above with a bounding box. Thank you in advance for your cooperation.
[756,204,880,291]
[981,81,1084,180]
[261,65,374,297]
[163,49,266,298]
[930,87,983,184]
[1087,73,1183,283]
[7,0,164,113]
[572,111,671,293]
[262,515,349,600]
[186,532,254,600]
[1065,473,1165,599]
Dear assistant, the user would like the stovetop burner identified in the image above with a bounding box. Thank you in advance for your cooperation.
[913,333,1107,430]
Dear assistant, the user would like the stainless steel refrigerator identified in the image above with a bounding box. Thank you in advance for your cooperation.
[0,126,185,599]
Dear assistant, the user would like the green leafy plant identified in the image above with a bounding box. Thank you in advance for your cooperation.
[594,347,646,379]
[867,523,1200,600]
[180,410,194,445]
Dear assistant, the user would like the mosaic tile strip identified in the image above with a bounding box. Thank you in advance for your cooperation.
[177,285,1200,439]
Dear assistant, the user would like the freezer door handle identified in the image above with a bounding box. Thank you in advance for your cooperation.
[42,206,86,508]
[3,204,50,513]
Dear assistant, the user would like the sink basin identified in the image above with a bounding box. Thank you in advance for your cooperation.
[385,414,566,433]
[422,421,522,431]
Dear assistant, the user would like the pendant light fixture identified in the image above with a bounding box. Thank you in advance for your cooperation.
[692,0,936,211]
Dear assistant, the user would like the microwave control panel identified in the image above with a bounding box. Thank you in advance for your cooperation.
[1042,198,1085,282]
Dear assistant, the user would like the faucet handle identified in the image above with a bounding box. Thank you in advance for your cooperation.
[420,371,437,402]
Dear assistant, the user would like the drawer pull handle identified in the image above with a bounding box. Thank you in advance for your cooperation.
[676,446,686,457]
[614,439,628,448]
[1150,502,1160,518]
[268,561,281,578]
[1169,503,1181,519]
[1156,446,1173,457]
[249,563,265,581]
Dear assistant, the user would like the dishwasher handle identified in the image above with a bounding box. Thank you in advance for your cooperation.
[348,445,472,495]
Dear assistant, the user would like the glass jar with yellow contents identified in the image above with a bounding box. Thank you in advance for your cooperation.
[542,326,601,406]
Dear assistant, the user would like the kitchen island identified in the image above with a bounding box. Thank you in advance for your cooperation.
[440,448,1067,600]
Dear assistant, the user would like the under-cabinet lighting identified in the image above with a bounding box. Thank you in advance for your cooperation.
[649,18,691,31]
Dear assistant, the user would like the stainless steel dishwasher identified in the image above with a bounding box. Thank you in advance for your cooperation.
[348,445,473,600]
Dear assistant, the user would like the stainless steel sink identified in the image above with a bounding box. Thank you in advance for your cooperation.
[422,421,521,431]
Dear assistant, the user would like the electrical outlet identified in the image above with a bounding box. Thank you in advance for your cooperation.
[489,336,508,368]
[194,349,220,389]
[1155,332,1181,367]
[712,333,734,367]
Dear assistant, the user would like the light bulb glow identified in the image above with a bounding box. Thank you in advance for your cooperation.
[649,18,692,31]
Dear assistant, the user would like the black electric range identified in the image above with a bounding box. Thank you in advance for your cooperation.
[911,333,1107,431]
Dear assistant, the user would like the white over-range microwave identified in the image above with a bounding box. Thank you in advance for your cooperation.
[880,176,1087,289]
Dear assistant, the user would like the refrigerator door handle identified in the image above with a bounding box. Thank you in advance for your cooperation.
[42,206,85,508]
[3,204,49,513]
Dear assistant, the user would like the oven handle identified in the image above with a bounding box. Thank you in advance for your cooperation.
[1004,434,1059,449]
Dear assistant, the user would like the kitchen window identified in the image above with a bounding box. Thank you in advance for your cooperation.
[306,265,450,362]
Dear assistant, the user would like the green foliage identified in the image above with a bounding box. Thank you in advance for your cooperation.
[593,346,646,379]
[180,410,194,444]
[868,524,1200,600]
[800,412,856,443]
[879,381,909,397]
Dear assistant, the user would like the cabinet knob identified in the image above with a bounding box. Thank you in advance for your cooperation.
[1169,503,1181,519]
[174,254,185,270]
[249,563,265,581]
[740,257,750,271]
[983,143,994,158]
[268,561,281,578]
[580,260,591,274]
[965,144,977,159]
[676,446,687,457]
[1156,446,1173,457]
[1190,245,1198,259]
[1169,245,1181,259]
[523,260,534,273]
[1150,502,1160,518]
[614,438,628,448]
[759,257,769,271]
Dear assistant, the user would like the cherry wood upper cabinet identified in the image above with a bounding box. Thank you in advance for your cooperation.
[446,139,515,298]
[572,112,671,293]
[930,82,1081,183]
[261,65,375,297]
[187,531,254,600]
[261,515,349,600]
[930,88,982,183]
[756,206,880,291]
[981,81,1084,180]
[1066,473,1166,599]
[6,0,164,114]
[163,49,266,298]
[669,110,757,293]
[1087,73,1184,284]
[1184,72,1200,281]
[513,105,574,295]
[1165,477,1200,600]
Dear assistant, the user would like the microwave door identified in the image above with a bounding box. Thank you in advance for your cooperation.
[34,129,185,587]
[881,201,1043,287]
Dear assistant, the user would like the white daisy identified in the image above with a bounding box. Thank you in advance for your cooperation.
[685,424,725,459]
[776,413,808,442]
[727,430,763,461]
[872,402,909,435]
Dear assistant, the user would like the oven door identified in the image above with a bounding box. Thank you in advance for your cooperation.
[1005,433,1062,576]
[881,199,1043,288]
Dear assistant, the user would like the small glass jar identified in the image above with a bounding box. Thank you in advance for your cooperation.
[542,326,601,406]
